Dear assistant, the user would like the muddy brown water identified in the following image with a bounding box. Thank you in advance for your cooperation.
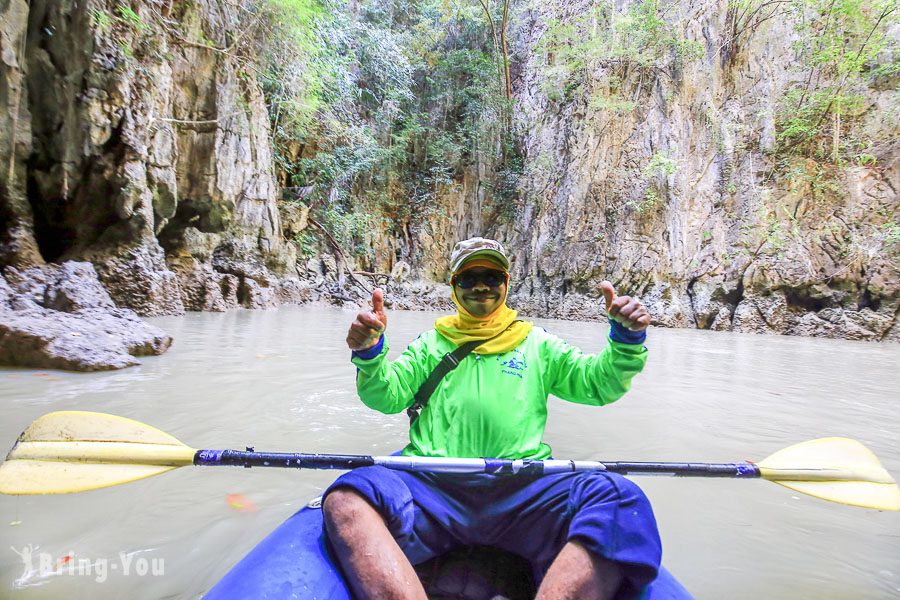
[1,305,898,599]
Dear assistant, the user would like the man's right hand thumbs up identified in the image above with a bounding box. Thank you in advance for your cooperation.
[347,288,388,351]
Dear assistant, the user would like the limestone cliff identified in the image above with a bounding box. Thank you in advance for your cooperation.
[0,0,308,319]
[1,0,896,343]
[497,0,899,340]
[347,0,899,341]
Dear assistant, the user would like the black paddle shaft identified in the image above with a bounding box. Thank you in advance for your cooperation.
[194,449,376,470]
[601,462,761,478]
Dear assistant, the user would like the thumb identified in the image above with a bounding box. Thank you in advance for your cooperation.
[371,288,386,321]
[600,281,616,313]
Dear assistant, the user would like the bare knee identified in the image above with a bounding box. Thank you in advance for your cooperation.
[322,489,425,599]
[537,540,623,600]
[323,488,382,537]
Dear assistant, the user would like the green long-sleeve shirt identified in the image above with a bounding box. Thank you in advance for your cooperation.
[351,327,647,459]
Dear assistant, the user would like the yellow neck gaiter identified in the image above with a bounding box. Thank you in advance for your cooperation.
[434,283,533,355]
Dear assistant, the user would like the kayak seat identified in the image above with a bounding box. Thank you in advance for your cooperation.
[415,545,536,600]
[202,499,692,600]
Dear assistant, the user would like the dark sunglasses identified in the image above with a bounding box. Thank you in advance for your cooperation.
[452,270,507,289]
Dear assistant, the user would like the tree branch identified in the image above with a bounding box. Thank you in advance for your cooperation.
[307,217,373,294]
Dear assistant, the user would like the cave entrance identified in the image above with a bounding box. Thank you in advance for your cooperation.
[25,168,77,263]
[157,196,220,255]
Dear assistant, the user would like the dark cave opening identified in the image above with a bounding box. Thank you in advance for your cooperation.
[157,201,210,254]
[24,147,132,263]
[857,287,881,311]
[25,167,77,263]
[723,279,744,308]
[782,287,833,312]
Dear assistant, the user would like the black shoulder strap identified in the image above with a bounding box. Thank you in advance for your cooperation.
[406,322,522,425]
[406,339,483,424]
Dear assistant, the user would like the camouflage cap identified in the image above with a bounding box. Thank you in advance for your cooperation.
[449,237,510,274]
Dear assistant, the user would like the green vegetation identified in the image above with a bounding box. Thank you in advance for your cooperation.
[293,230,319,260]
[89,2,157,61]
[255,0,336,149]
[115,4,148,32]
[221,0,893,278]
[718,0,898,284]
[244,0,516,264]
[626,151,678,215]
[89,3,150,35]
[773,0,897,163]
[89,8,112,32]
[534,1,702,218]
[536,0,704,104]
[884,221,900,250]
[587,92,637,114]
[633,188,660,214]
[644,152,678,178]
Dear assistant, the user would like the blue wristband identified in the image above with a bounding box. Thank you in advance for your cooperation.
[352,334,384,360]
[609,320,646,345]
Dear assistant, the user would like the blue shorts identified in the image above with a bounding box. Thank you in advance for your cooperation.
[325,467,661,599]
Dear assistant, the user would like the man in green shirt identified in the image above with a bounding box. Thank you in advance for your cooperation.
[325,238,658,600]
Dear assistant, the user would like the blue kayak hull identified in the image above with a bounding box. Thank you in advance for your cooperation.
[205,498,693,599]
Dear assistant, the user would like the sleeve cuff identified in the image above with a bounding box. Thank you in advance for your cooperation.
[609,320,647,345]
[352,334,384,360]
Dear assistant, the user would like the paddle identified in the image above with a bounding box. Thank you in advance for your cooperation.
[0,411,897,511]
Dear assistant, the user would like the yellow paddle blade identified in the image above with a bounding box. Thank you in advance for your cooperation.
[0,411,196,495]
[758,437,900,511]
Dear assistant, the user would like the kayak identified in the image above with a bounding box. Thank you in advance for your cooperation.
[204,494,693,599]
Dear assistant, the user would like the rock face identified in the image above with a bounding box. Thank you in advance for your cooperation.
[0,0,895,344]
[499,0,899,341]
[0,262,172,370]
[348,0,899,341]
[0,0,302,318]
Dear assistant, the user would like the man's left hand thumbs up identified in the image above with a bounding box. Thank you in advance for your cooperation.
[601,280,651,331]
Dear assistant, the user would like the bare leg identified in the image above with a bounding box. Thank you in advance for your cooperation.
[536,539,624,600]
[322,488,427,600]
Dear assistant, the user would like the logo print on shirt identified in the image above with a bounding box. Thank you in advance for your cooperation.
[497,350,527,379]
